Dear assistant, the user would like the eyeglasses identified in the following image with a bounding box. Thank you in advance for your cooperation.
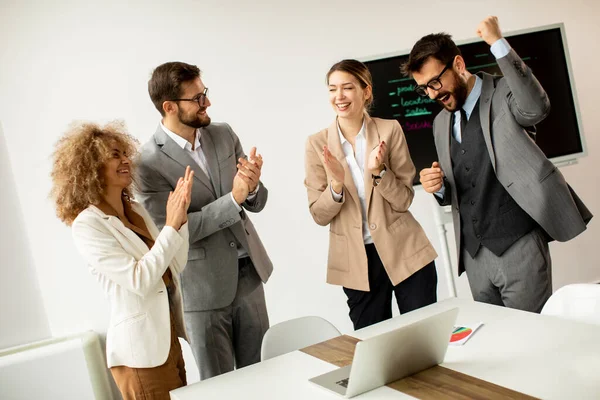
[414,63,452,97]
[170,87,209,107]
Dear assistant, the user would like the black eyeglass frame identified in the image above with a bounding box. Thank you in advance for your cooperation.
[414,63,453,97]
[170,87,209,107]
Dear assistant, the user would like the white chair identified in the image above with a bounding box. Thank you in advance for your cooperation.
[260,316,342,361]
[541,283,600,325]
[0,331,115,399]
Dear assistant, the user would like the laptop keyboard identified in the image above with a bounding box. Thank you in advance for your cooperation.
[336,378,350,388]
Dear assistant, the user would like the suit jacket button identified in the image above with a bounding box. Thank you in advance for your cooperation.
[229,241,236,248]
[369,223,377,230]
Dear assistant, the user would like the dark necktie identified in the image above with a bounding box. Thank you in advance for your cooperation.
[460,108,468,138]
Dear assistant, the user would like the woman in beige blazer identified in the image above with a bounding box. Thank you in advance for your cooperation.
[304,59,439,330]
[50,121,193,399]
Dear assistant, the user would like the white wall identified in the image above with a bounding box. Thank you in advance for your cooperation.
[0,122,51,349]
[0,0,598,371]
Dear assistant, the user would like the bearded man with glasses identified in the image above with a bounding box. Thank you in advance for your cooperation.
[402,17,592,313]
[137,61,273,380]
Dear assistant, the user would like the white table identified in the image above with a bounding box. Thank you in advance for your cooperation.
[171,298,600,399]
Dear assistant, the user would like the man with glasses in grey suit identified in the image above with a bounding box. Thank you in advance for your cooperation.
[137,61,272,379]
[405,17,592,313]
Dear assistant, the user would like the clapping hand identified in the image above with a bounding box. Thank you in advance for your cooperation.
[165,166,194,229]
[236,147,262,193]
[367,141,387,175]
[323,145,345,193]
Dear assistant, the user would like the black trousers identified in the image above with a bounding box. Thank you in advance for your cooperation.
[343,244,438,330]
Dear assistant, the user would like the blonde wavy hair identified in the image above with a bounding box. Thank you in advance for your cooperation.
[50,121,139,226]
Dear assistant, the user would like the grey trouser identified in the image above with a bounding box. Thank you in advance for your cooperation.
[463,228,552,313]
[184,257,269,380]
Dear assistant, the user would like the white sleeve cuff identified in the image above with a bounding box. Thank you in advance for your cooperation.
[434,184,446,199]
[490,38,511,59]
[330,185,343,202]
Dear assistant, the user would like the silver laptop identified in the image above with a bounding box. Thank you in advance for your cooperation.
[309,307,459,398]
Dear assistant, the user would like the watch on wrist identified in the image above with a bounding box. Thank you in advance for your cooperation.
[372,164,387,187]
[372,164,387,179]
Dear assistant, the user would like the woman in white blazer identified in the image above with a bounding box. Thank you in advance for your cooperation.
[50,121,193,399]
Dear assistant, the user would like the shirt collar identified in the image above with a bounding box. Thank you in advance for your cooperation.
[459,75,482,119]
[337,118,366,145]
[160,121,201,151]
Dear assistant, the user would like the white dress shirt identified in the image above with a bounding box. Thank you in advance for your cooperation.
[161,122,211,177]
[331,120,373,244]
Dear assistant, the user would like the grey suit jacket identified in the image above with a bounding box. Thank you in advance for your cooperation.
[433,49,592,274]
[136,122,273,311]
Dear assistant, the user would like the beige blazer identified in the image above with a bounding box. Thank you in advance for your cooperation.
[304,115,437,291]
[72,201,189,368]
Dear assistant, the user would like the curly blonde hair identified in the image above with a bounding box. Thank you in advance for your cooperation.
[50,121,139,226]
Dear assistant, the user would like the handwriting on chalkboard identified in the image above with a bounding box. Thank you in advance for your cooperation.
[387,82,438,120]
[404,120,433,131]
[405,107,432,117]
[401,96,435,107]
[396,85,415,94]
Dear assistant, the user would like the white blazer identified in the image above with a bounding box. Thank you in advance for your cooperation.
[72,201,189,368]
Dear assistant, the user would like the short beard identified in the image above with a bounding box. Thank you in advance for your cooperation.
[453,78,469,110]
[179,108,211,129]
[437,72,469,112]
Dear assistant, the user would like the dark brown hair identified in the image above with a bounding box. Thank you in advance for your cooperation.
[148,62,201,116]
[401,33,461,77]
[326,59,374,111]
